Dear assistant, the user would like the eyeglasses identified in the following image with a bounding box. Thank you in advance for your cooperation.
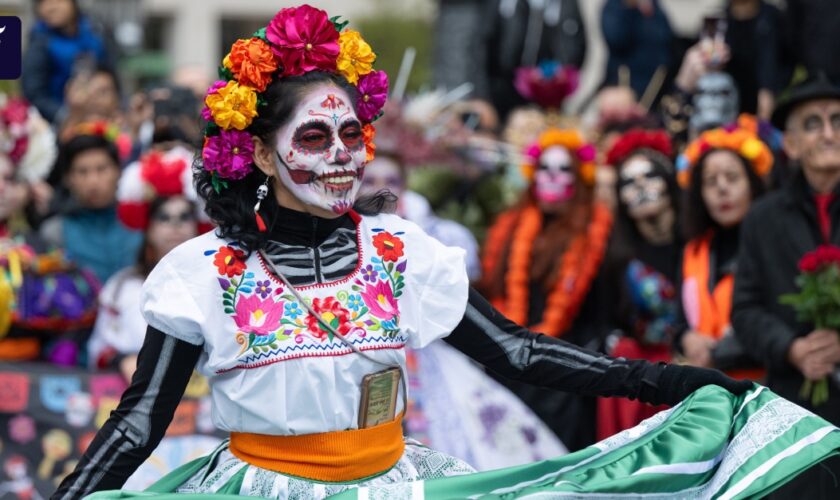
[151,210,195,225]
[798,112,840,134]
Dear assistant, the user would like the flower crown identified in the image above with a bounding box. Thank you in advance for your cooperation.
[514,61,580,109]
[522,128,597,185]
[677,125,773,188]
[116,146,200,231]
[66,121,121,143]
[201,4,388,191]
[606,128,673,168]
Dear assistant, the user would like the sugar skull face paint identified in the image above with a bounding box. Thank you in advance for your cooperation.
[274,86,367,214]
[533,145,576,206]
[618,155,671,220]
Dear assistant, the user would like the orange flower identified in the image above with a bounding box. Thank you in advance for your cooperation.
[362,124,376,162]
[679,126,774,188]
[223,38,279,92]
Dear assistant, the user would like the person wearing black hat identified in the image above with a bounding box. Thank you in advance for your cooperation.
[731,73,840,499]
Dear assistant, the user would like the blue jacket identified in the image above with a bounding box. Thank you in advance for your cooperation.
[21,16,111,122]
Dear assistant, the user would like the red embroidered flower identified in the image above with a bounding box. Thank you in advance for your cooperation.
[214,246,247,277]
[372,232,404,262]
[265,5,339,76]
[305,297,352,341]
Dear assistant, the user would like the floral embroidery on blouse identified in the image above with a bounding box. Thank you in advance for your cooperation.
[205,228,408,369]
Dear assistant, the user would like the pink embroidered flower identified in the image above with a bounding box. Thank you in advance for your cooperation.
[233,294,283,336]
[266,5,339,76]
[360,279,399,321]
[202,129,255,180]
[356,70,388,123]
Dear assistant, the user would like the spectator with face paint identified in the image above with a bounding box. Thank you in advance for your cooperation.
[87,146,200,381]
[479,128,615,450]
[674,122,771,380]
[597,129,682,438]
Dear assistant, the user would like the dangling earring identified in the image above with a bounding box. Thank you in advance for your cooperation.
[254,177,270,232]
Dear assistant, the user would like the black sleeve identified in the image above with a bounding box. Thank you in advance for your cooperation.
[444,288,665,404]
[52,327,202,499]
[445,288,752,406]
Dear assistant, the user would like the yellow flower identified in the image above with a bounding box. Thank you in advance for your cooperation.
[740,137,763,160]
[336,30,375,84]
[205,81,258,130]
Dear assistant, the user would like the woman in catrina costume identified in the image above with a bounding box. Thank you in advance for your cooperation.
[54,6,836,500]
[596,128,683,439]
[674,121,772,381]
[478,128,616,450]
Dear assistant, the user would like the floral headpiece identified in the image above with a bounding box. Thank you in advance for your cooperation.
[514,61,580,109]
[201,4,388,190]
[116,146,200,231]
[0,95,56,183]
[522,128,597,185]
[606,128,673,168]
[677,124,773,188]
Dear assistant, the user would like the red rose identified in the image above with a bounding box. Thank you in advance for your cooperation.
[213,246,247,277]
[799,253,820,273]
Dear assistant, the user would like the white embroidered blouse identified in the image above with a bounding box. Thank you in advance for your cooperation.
[141,212,469,436]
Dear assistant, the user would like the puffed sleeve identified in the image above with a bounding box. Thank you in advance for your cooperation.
[141,259,206,346]
[401,231,469,349]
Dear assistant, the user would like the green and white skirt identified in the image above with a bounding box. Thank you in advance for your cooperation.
[88,385,840,499]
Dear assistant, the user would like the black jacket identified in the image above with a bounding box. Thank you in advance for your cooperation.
[732,169,840,423]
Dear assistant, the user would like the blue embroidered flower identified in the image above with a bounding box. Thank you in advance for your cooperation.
[347,294,363,311]
[284,302,303,319]
[361,264,378,282]
[255,280,272,298]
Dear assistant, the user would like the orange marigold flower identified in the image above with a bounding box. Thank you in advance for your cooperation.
[223,38,279,92]
[362,124,376,162]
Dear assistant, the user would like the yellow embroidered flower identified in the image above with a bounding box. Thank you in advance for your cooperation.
[205,81,258,130]
[336,30,375,84]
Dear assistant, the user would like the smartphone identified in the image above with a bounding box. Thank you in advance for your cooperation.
[358,367,400,428]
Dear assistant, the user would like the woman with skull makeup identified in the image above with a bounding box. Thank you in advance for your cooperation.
[478,128,621,450]
[87,146,201,381]
[53,6,753,499]
[595,129,683,439]
[673,123,772,380]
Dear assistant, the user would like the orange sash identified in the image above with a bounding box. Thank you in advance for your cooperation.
[0,337,40,361]
[683,233,764,381]
[228,414,405,482]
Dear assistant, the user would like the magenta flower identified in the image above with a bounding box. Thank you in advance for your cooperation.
[356,70,388,123]
[233,294,284,336]
[360,279,398,321]
[513,62,579,109]
[266,5,339,76]
[202,129,255,180]
[577,144,596,163]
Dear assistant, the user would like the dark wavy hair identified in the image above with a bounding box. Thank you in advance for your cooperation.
[195,71,393,254]
[682,148,766,241]
[51,133,120,186]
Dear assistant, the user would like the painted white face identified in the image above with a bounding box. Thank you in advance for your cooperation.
[274,85,367,214]
[533,146,575,206]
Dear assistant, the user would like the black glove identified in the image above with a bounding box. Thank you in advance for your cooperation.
[657,364,753,406]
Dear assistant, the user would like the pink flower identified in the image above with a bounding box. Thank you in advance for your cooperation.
[360,279,399,321]
[202,129,255,180]
[513,62,579,109]
[233,294,284,336]
[266,5,339,76]
[576,144,596,163]
[356,70,388,123]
